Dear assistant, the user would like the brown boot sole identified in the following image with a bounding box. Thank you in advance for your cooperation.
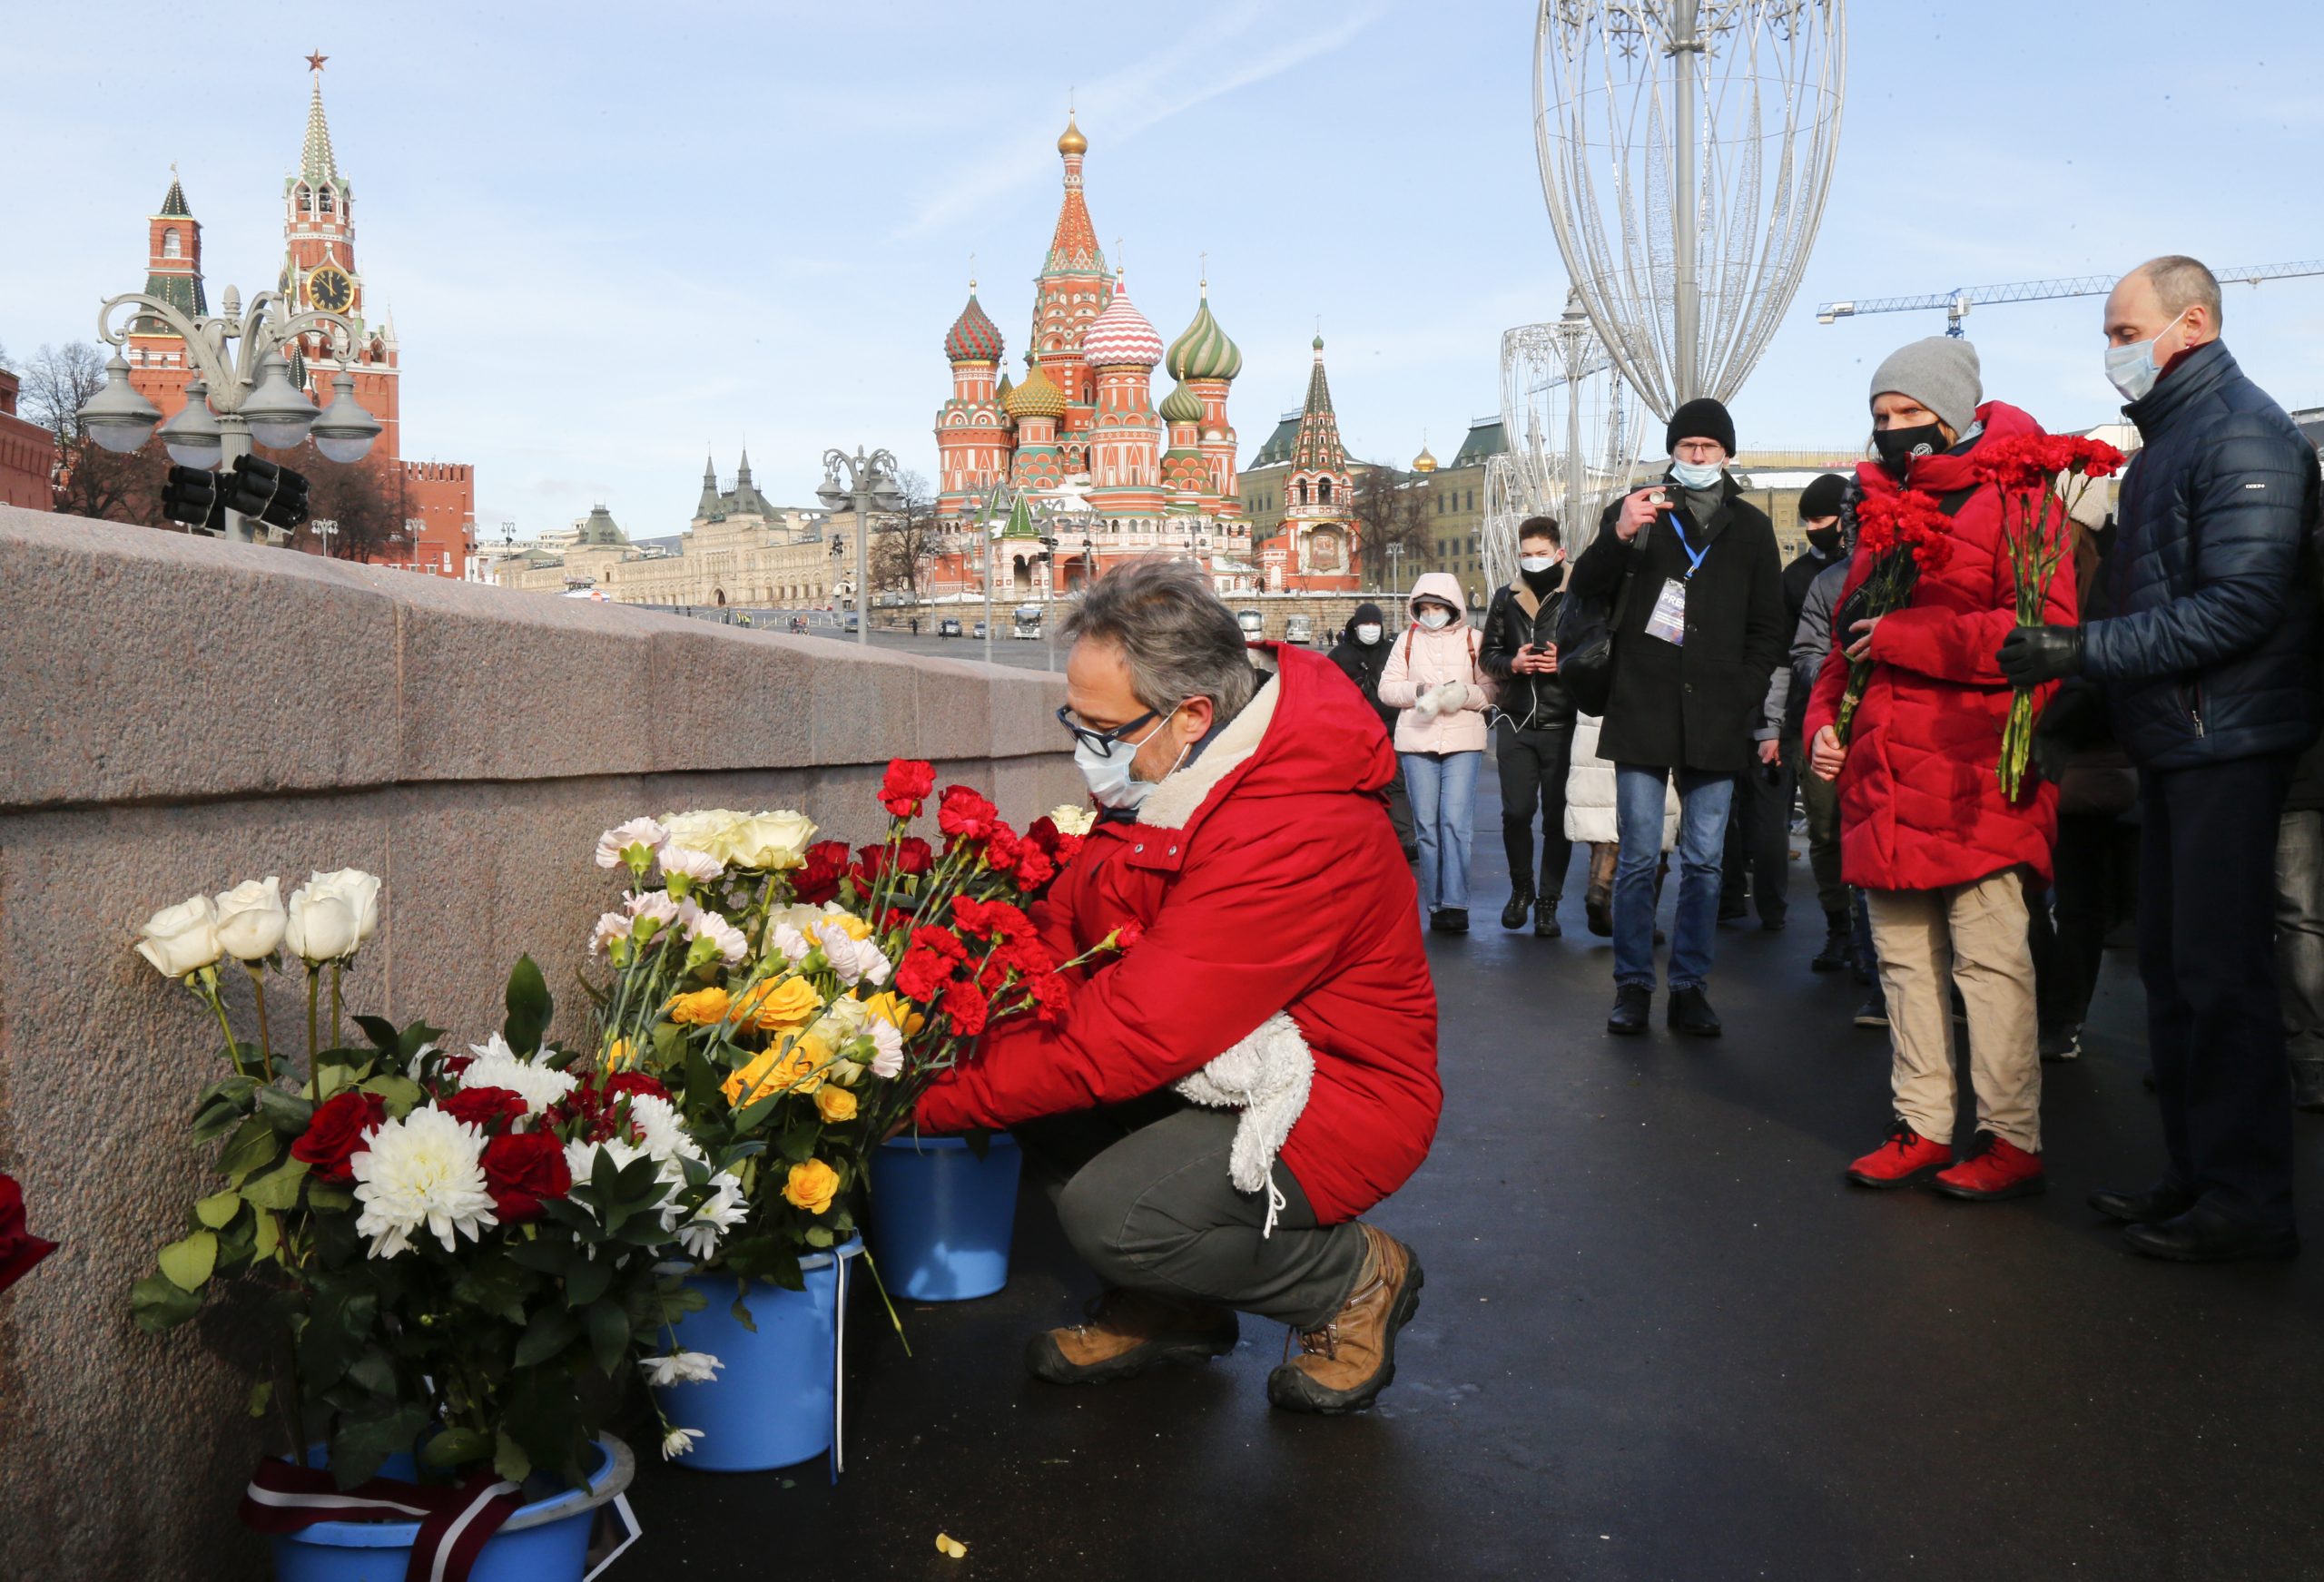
[1265,1257,1425,1416]
[1023,1328,1238,1386]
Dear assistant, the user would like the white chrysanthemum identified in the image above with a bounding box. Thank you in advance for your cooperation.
[638,1351,724,1387]
[768,922,812,966]
[624,1093,697,1165]
[658,845,724,884]
[625,889,681,927]
[462,1039,580,1117]
[660,1427,704,1460]
[350,1106,498,1258]
[685,911,749,966]
[867,1019,904,1081]
[678,1171,749,1261]
[566,1135,648,1192]
[588,911,629,959]
[1046,803,1097,837]
[596,817,668,870]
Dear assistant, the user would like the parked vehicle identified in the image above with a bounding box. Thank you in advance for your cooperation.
[1012,604,1043,640]
[938,617,962,637]
[1284,614,1315,646]
[1236,609,1264,640]
[972,621,988,640]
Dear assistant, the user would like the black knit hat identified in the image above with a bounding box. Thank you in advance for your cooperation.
[1352,601,1384,626]
[1666,397,1737,458]
[1797,472,1848,524]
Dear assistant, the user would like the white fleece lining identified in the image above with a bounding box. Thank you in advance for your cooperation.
[1175,1011,1315,1237]
[1136,671,1282,832]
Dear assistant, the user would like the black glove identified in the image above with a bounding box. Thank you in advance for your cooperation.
[1997,624,2083,687]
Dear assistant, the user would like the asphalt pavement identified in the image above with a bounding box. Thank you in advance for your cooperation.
[625,772,2324,1581]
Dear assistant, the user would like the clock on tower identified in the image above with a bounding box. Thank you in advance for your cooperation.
[307,263,353,312]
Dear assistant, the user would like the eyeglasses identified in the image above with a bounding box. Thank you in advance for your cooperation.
[1056,703,1174,759]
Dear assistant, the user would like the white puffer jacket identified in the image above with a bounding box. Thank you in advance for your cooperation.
[1377,572,1491,754]
[1563,714,1679,850]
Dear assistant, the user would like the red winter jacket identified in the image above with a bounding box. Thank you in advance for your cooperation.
[913,645,1443,1223]
[1802,401,2079,890]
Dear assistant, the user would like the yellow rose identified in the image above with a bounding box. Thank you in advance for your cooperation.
[722,1032,831,1106]
[740,975,823,1032]
[721,1047,777,1106]
[666,986,732,1026]
[783,1158,842,1214]
[861,991,927,1037]
[828,910,873,942]
[814,1085,858,1123]
[604,1037,636,1071]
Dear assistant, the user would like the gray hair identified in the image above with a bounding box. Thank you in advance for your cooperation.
[1058,555,1259,719]
[2134,255,2224,329]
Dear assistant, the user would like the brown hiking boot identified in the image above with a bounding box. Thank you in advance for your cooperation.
[1265,1224,1424,1415]
[1023,1288,1239,1385]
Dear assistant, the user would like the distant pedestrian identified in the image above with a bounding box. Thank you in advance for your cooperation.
[1480,516,1578,936]
[1379,572,1492,933]
[2277,737,2324,1111]
[1329,601,1419,860]
[2004,256,2324,1261]
[1568,398,1787,1037]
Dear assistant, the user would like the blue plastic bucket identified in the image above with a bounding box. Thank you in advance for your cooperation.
[267,1436,627,1582]
[657,1237,863,1472]
[871,1134,1023,1302]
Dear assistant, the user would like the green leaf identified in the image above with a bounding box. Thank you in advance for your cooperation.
[358,1074,423,1118]
[507,1233,572,1274]
[803,1225,833,1249]
[193,1191,243,1230]
[422,1428,494,1471]
[563,1256,613,1308]
[241,1156,310,1212]
[246,1379,273,1420]
[254,1210,281,1263]
[399,1020,444,1061]
[353,1014,400,1052]
[130,1274,203,1332]
[344,1348,397,1396]
[313,1063,355,1100]
[586,1299,630,1376]
[512,1306,580,1368]
[493,1431,533,1486]
[330,1404,429,1490]
[776,1116,818,1164]
[503,956,552,1056]
[218,1115,279,1183]
[191,1098,246,1143]
[306,1184,353,1213]
[158,1230,218,1292]
[254,1086,316,1137]
[451,1255,532,1324]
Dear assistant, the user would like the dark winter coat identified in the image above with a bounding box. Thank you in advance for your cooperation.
[1327,617,1398,738]
[1569,472,1787,772]
[1478,575,1575,729]
[2082,340,2324,771]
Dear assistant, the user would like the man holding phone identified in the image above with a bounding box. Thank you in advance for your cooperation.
[1480,516,1577,935]
[1566,398,1788,1036]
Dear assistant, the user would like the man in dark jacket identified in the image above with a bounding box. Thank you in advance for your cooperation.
[1329,601,1417,859]
[1479,516,1577,936]
[2001,255,2324,1262]
[1569,398,1788,1037]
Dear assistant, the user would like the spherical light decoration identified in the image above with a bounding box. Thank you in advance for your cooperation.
[308,372,383,465]
[240,349,320,450]
[78,353,164,455]
[158,379,223,468]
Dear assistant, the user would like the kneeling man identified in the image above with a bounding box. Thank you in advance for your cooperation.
[912,558,1442,1413]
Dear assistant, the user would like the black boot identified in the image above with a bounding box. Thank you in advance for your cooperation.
[1607,984,1650,1035]
[1501,879,1533,931]
[1811,912,1852,973]
[1430,909,1469,934]
[1668,986,1722,1037]
[1533,898,1562,938]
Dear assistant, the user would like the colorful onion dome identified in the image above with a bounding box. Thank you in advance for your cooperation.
[1003,365,1066,419]
[944,291,1003,364]
[1081,276,1164,368]
[995,369,1016,414]
[1166,294,1243,382]
[1158,380,1204,424]
[1058,114,1088,156]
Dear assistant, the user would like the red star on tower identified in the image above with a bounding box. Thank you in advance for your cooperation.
[305,50,327,72]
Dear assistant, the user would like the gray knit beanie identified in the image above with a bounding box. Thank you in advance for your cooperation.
[1868,337,1982,437]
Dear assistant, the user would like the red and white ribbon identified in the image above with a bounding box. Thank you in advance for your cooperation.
[241,1459,525,1582]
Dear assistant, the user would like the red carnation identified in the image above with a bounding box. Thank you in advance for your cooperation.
[1015,846,1056,889]
[1026,816,1085,867]
[983,822,1021,870]
[941,978,990,1037]
[602,1072,668,1102]
[896,946,958,1004]
[793,840,852,906]
[481,1130,572,1223]
[893,836,934,876]
[0,1173,57,1296]
[911,925,969,961]
[439,1086,527,1134]
[1114,919,1146,951]
[1028,971,1073,1025]
[938,785,1000,841]
[880,759,936,819]
[290,1090,389,1185]
[950,897,1002,938]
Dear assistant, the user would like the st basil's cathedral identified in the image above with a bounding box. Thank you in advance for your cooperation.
[929,116,1357,597]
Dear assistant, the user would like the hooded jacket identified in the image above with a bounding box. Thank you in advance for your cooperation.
[1376,571,1491,754]
[1802,400,2077,889]
[913,645,1442,1223]
[1327,601,1398,737]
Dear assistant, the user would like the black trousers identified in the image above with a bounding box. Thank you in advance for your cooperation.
[2139,752,2299,1230]
[1496,720,1575,900]
[1721,756,1790,924]
[2029,811,2139,1035]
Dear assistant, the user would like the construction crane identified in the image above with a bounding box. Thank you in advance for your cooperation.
[1817,260,2324,337]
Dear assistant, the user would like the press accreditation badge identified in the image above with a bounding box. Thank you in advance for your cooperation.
[1644,577,1689,646]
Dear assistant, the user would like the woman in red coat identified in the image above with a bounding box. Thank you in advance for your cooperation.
[914,558,1440,1415]
[1805,338,2076,1201]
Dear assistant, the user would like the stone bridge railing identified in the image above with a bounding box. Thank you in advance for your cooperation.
[0,505,1078,1580]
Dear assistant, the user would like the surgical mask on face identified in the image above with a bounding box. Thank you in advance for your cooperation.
[1416,608,1454,631]
[1806,526,1843,557]
[1670,458,1725,490]
[1873,422,1947,471]
[1354,623,1383,644]
[2106,310,2190,402]
[1071,708,1183,811]
[1518,554,1561,575]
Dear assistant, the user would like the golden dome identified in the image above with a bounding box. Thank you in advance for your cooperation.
[1412,444,1439,474]
[1058,115,1088,156]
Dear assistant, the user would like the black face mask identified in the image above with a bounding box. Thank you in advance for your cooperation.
[1806,526,1843,557]
[1873,423,1947,472]
[1520,565,1559,594]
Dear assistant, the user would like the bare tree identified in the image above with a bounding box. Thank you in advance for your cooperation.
[868,468,941,599]
[25,341,168,525]
[1350,464,1433,589]
[269,440,410,561]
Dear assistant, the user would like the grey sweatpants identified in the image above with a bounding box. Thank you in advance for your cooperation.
[1016,1097,1368,1331]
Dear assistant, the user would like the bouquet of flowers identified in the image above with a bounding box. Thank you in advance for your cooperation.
[586,763,1116,1294]
[129,871,749,1488]
[1970,434,2126,800]
[1833,488,1957,742]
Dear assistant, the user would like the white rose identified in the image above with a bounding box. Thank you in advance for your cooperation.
[722,811,817,871]
[287,869,380,962]
[1045,803,1097,837]
[134,894,222,978]
[212,877,288,961]
[661,809,743,859]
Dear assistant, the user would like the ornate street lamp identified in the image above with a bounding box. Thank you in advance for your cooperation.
[817,446,903,646]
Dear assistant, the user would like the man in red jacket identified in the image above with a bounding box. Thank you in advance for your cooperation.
[912,558,1442,1414]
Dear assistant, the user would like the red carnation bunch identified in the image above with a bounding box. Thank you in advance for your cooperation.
[879,758,937,819]
[1834,487,1957,743]
[938,785,1001,842]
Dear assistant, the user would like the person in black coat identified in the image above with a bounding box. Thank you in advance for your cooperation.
[1329,601,1418,859]
[1567,397,1788,1037]
[1479,516,1578,936]
[2001,256,2324,1262]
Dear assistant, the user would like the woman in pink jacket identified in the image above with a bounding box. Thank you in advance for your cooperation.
[1379,571,1492,931]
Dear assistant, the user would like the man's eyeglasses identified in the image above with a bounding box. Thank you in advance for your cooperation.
[1056,704,1170,759]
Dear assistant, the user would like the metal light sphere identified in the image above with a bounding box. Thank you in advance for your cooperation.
[78,354,164,454]
[158,378,224,468]
[241,349,320,450]
[308,371,383,465]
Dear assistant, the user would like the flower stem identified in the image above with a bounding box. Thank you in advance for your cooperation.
[305,967,320,1102]
[330,962,343,1053]
[197,972,250,1081]
[248,964,273,1074]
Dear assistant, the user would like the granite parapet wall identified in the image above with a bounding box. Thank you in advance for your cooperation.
[0,506,1078,1580]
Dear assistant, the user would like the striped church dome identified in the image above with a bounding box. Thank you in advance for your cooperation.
[1080,277,1164,369]
[943,292,1004,364]
[1166,293,1243,382]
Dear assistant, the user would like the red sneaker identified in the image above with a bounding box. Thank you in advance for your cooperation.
[1930,1131,2045,1201]
[1846,1116,1953,1189]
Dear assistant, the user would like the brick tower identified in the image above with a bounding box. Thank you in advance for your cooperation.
[123,170,210,420]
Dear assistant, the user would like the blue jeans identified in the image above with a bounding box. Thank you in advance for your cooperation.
[1403,751,1481,912]
[1613,764,1735,990]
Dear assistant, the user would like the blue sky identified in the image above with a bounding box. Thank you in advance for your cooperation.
[7,1,2322,534]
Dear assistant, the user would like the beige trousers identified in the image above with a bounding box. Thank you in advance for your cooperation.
[1867,870,2042,1151]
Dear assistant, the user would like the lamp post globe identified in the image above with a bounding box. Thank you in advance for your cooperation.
[157,378,224,468]
[77,353,164,455]
[308,371,383,465]
[240,349,320,450]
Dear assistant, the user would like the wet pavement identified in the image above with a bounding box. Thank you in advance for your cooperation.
[627,777,2324,1580]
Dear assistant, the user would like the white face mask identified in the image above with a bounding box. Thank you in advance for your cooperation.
[1518,554,1561,575]
[1354,623,1383,644]
[2106,310,2190,403]
[1071,708,1185,811]
[1670,457,1725,490]
[1416,608,1454,631]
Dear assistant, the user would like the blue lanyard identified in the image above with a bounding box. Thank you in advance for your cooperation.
[1665,514,1708,581]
